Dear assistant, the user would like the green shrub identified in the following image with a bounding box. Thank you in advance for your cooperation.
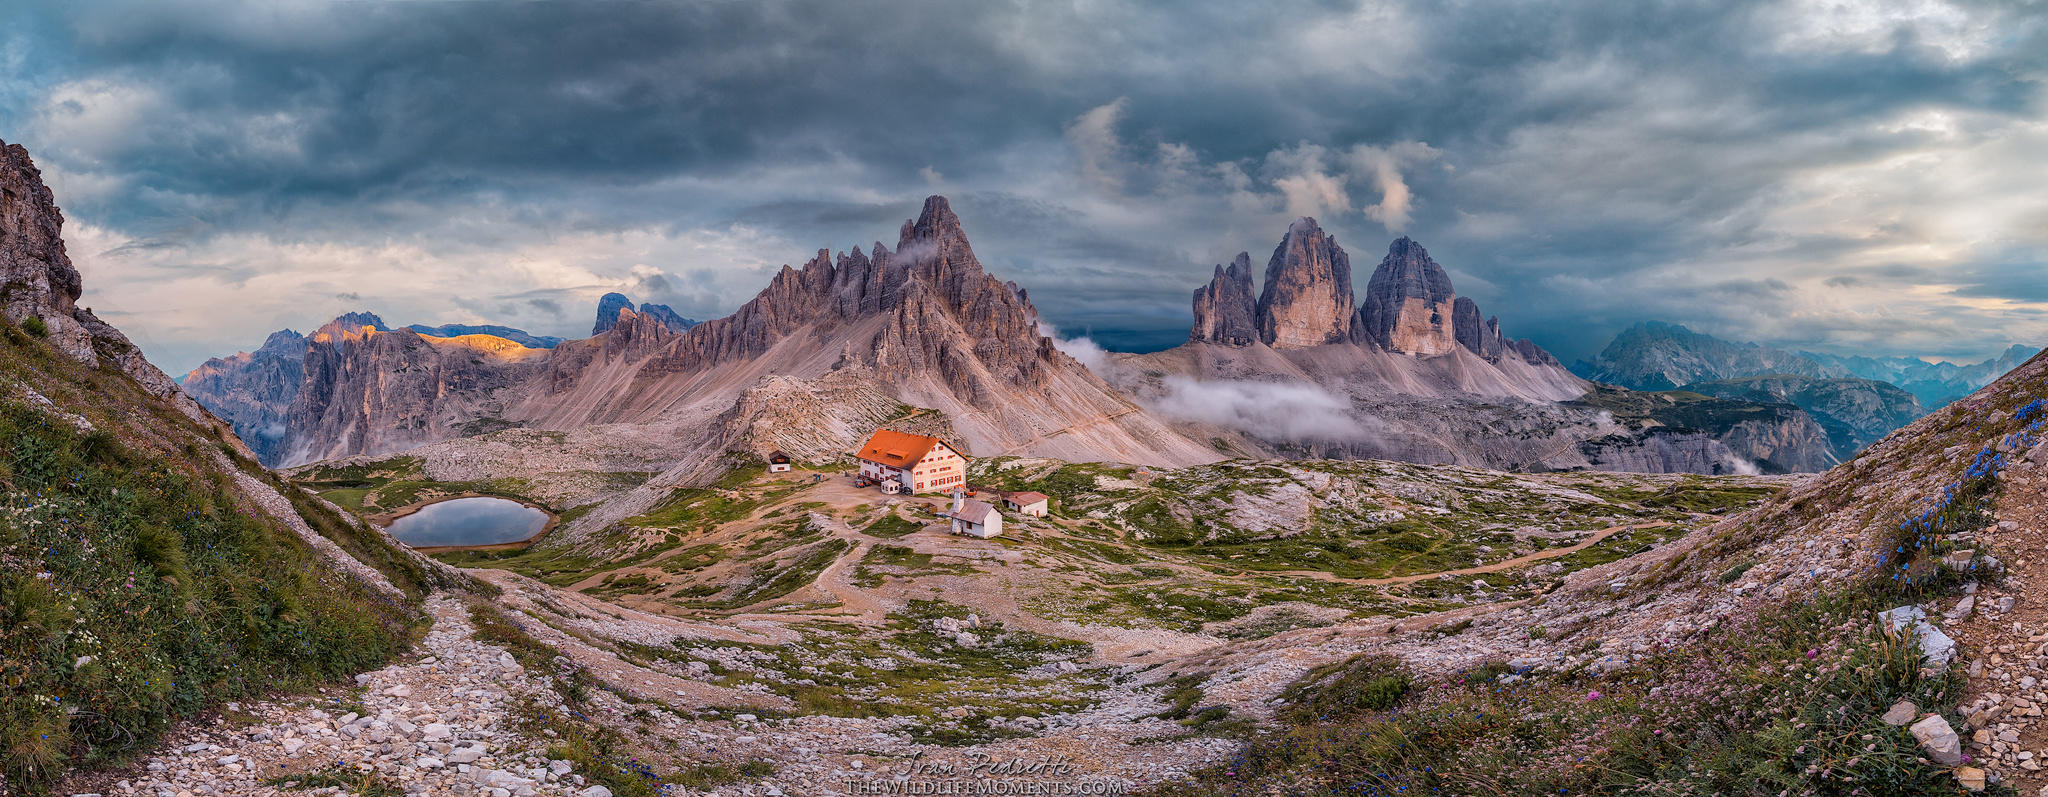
[1281,655,1411,723]
[20,315,48,338]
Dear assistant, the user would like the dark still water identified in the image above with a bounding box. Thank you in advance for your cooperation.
[384,497,549,547]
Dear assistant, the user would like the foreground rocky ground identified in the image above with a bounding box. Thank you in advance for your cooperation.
[58,596,603,797]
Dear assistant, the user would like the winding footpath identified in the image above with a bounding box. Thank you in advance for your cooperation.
[59,596,606,797]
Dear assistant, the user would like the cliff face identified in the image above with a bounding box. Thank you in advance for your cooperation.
[182,329,309,463]
[1357,236,1457,354]
[282,317,549,465]
[0,140,241,445]
[1254,219,1354,347]
[1189,252,1259,346]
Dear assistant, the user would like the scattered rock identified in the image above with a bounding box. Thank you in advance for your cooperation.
[1910,714,1963,766]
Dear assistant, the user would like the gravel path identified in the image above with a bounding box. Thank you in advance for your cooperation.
[58,596,609,797]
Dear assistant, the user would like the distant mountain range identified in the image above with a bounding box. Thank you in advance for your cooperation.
[183,201,2037,477]
[1570,321,2037,459]
[182,307,635,464]
[1573,320,2034,410]
[183,198,1214,472]
[177,202,1873,476]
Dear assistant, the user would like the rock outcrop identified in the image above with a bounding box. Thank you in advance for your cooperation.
[0,139,242,443]
[1254,219,1353,347]
[1356,236,1457,355]
[591,292,636,335]
[1189,253,1258,346]
[182,329,310,463]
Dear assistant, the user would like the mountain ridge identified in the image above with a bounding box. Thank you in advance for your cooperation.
[215,196,1217,471]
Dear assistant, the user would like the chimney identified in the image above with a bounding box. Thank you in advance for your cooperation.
[951,489,965,515]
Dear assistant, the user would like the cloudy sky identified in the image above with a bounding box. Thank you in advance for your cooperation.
[3,0,2045,375]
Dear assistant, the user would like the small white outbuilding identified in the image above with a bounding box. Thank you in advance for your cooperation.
[946,491,1002,539]
[1002,491,1050,517]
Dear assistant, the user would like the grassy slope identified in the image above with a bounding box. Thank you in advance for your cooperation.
[0,321,430,794]
[1151,357,2048,796]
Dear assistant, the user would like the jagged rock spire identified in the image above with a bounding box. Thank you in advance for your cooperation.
[1254,218,1354,348]
[1191,252,1259,346]
[1357,236,1459,354]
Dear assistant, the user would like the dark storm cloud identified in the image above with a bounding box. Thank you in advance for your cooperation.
[2,0,2045,373]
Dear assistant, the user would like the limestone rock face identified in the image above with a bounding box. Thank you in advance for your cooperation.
[591,293,635,335]
[1357,237,1458,355]
[283,315,548,465]
[1190,253,1258,346]
[1451,297,1511,360]
[1254,219,1353,348]
[182,330,310,464]
[0,138,239,442]
[0,142,85,358]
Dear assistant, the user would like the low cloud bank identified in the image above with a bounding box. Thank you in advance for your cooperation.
[1042,321,1366,443]
[1146,376,1368,443]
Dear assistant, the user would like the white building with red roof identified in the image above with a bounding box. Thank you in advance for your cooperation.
[854,429,965,495]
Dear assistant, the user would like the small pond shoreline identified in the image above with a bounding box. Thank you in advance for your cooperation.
[371,492,558,552]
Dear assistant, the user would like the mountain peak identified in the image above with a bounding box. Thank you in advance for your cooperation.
[311,311,388,340]
[592,292,635,335]
[1255,218,1353,347]
[1357,236,1457,354]
[1192,252,1260,346]
[259,329,308,353]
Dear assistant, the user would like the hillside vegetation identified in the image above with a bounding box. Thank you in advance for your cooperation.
[0,320,430,794]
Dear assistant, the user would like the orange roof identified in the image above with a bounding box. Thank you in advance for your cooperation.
[1007,491,1049,506]
[855,429,948,469]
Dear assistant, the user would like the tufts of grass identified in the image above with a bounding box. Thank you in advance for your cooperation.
[1160,587,1970,796]
[0,392,420,794]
